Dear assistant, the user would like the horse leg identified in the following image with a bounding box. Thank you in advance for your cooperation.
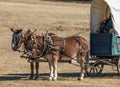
[34,62,39,80]
[47,55,54,81]
[53,55,58,81]
[78,54,86,80]
[29,62,34,80]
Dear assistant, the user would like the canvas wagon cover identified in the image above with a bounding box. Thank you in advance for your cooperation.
[90,0,120,35]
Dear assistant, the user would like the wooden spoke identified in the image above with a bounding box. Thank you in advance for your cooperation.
[85,63,104,76]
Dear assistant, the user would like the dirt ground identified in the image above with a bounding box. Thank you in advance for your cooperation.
[0,0,120,87]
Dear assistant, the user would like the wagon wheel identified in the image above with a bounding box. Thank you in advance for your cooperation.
[117,57,120,75]
[85,62,104,76]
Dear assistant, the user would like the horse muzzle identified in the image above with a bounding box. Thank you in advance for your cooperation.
[12,44,18,51]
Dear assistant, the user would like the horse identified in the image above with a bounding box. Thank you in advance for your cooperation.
[10,28,43,80]
[25,31,64,81]
[44,32,90,81]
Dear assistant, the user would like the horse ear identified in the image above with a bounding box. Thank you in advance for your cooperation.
[26,29,31,33]
[10,28,14,32]
[41,33,44,36]
[29,29,37,36]
[32,29,37,34]
[45,30,48,35]
[45,31,49,38]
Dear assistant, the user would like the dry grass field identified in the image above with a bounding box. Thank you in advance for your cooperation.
[0,0,120,87]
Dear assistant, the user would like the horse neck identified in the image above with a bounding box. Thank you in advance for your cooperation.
[52,36,65,52]
[24,38,34,51]
[32,35,45,52]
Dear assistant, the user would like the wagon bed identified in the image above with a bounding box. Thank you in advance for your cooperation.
[90,33,120,56]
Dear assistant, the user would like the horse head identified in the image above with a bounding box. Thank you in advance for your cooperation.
[22,29,45,59]
[23,29,36,40]
[43,31,58,45]
[10,28,23,51]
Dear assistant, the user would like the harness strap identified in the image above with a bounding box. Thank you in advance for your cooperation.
[47,42,79,62]
[59,38,66,60]
[74,36,87,53]
[33,37,47,57]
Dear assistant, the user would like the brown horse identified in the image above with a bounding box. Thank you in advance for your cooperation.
[44,32,90,81]
[24,31,90,81]
[10,28,43,80]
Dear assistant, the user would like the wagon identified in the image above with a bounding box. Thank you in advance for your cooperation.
[86,0,120,76]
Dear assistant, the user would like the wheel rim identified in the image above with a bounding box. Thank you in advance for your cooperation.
[86,63,104,76]
[117,58,120,74]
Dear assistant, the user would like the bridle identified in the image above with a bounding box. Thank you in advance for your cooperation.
[11,31,24,51]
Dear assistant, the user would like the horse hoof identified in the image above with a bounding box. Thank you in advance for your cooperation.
[49,77,53,81]
[29,76,34,80]
[34,76,39,80]
[53,77,57,81]
[78,77,83,81]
